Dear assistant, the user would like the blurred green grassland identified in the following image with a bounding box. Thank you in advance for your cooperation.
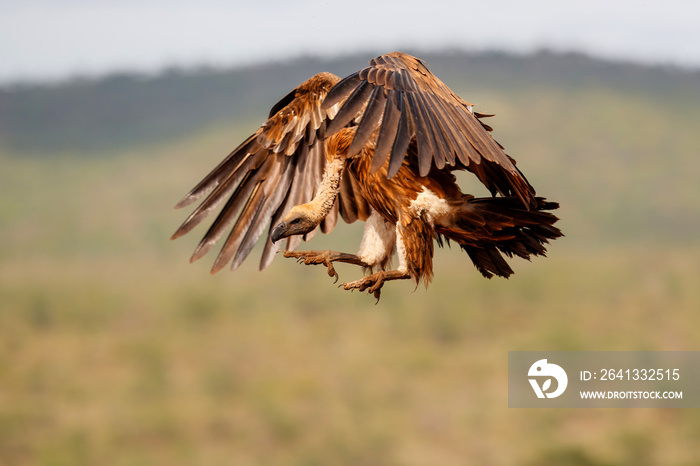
[1,55,700,465]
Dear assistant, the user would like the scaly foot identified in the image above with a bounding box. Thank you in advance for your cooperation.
[341,270,410,302]
[283,250,370,283]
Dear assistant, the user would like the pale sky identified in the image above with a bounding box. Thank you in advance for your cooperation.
[1,0,699,85]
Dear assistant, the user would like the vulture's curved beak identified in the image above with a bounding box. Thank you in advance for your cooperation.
[270,223,286,243]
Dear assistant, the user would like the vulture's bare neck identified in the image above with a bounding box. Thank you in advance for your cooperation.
[304,155,346,223]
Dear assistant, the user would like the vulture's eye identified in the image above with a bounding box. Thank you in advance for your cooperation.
[290,218,301,225]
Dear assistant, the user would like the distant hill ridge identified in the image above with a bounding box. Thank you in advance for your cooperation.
[1,49,699,153]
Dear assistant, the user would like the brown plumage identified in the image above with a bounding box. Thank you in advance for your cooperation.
[172,51,562,299]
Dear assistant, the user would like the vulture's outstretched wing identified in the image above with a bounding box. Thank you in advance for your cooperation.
[323,51,536,207]
[171,72,369,273]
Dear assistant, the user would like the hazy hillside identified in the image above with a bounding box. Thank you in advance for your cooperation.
[2,50,699,153]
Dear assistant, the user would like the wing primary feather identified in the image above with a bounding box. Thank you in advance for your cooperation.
[210,182,266,274]
[322,72,361,109]
[387,94,413,179]
[260,148,313,269]
[398,68,417,92]
[325,80,373,136]
[418,94,470,164]
[259,237,280,271]
[348,85,386,157]
[192,151,278,265]
[419,93,458,166]
[454,106,534,205]
[415,92,452,168]
[188,170,258,263]
[405,92,437,176]
[371,91,401,173]
[438,101,483,166]
[229,196,268,270]
[171,149,265,240]
[258,157,299,270]
[174,134,258,209]
[460,109,506,162]
[210,150,283,271]
[231,156,295,271]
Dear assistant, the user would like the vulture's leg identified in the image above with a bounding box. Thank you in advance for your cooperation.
[340,270,411,302]
[283,210,396,283]
[341,217,430,302]
[283,250,370,283]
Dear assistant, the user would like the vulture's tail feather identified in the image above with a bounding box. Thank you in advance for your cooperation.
[436,196,563,279]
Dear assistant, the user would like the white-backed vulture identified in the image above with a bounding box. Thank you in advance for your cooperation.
[171,51,562,300]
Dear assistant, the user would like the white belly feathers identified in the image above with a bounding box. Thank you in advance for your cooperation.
[409,187,451,225]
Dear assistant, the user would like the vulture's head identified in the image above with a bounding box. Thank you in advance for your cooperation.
[270,205,319,243]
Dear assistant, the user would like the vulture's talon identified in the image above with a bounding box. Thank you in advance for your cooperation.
[283,250,344,282]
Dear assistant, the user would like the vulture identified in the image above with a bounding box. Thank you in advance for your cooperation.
[171,51,562,300]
